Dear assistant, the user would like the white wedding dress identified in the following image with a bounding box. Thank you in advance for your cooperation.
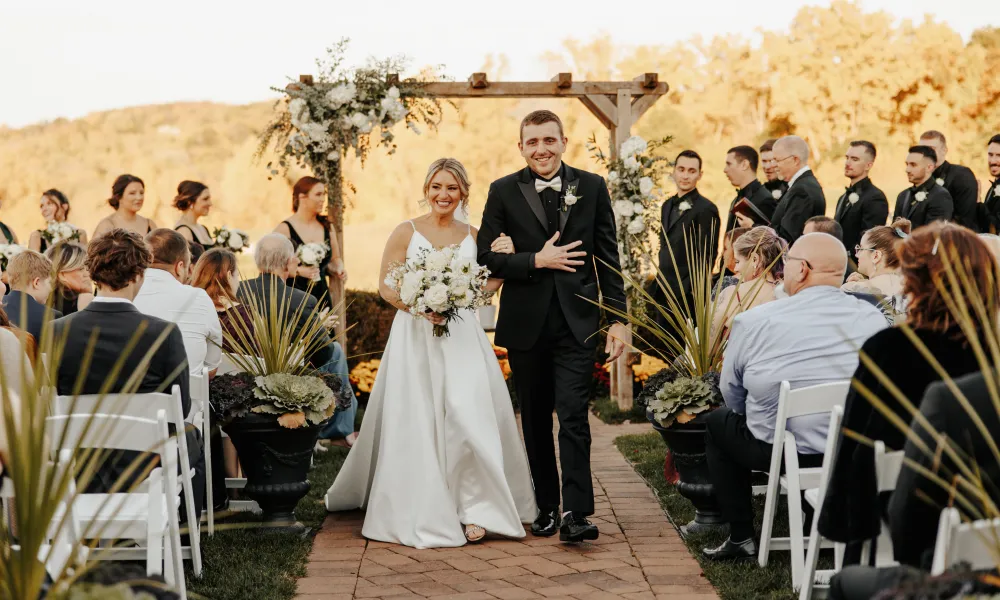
[324,225,538,548]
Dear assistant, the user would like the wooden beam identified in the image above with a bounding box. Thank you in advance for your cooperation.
[552,73,573,89]
[630,94,661,122]
[386,73,400,86]
[469,73,489,89]
[579,94,618,130]
[299,74,314,85]
[418,80,667,98]
[635,73,658,89]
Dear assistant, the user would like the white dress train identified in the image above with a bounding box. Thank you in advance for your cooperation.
[324,227,538,548]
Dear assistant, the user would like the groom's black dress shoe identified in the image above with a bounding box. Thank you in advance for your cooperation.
[702,537,757,561]
[531,509,560,537]
[559,513,599,543]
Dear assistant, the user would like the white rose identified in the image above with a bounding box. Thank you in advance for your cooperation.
[935,178,945,187]
[387,86,400,99]
[633,202,644,214]
[424,250,450,272]
[623,156,640,171]
[563,190,579,207]
[449,274,471,291]
[422,283,451,313]
[614,200,635,218]
[915,191,928,202]
[608,171,619,183]
[639,177,655,197]
[772,189,783,200]
[627,217,645,234]
[995,184,1000,196]
[621,135,647,157]
[453,290,473,308]
[399,271,424,305]
[678,200,692,213]
[228,233,244,250]
[848,192,860,204]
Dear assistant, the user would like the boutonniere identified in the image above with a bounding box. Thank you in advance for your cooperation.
[915,191,928,203]
[994,184,1000,197]
[561,183,579,212]
[678,200,692,214]
[772,189,783,200]
[848,192,860,205]
[935,177,945,187]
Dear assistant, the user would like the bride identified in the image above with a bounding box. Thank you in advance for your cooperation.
[325,158,537,548]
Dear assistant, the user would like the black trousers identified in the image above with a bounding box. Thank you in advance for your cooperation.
[507,299,594,515]
[706,406,823,530]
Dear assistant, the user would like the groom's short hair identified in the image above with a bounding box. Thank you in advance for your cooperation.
[520,110,564,140]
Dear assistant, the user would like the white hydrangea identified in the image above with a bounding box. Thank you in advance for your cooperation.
[608,171,619,183]
[623,156,640,172]
[620,136,648,157]
[325,83,356,109]
[614,200,635,218]
[639,177,655,197]
[627,216,645,234]
[633,202,645,214]
[386,86,400,99]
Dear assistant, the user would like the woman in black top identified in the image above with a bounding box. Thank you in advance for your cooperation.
[273,176,346,310]
[29,189,88,254]
[92,174,157,240]
[172,180,217,249]
[818,222,997,561]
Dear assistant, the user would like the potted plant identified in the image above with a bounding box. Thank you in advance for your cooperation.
[210,278,345,531]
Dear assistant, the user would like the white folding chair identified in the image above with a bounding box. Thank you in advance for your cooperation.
[52,386,203,577]
[759,380,851,589]
[932,508,1000,575]
[799,405,847,598]
[46,411,187,599]
[188,367,216,536]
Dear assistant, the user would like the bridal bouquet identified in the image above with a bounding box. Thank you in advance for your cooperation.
[213,226,250,253]
[0,244,24,271]
[40,222,82,246]
[385,245,491,337]
[297,243,329,282]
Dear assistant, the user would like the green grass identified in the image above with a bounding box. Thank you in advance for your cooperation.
[590,393,646,425]
[185,444,349,600]
[616,432,833,600]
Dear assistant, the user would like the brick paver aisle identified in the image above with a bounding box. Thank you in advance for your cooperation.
[296,417,719,599]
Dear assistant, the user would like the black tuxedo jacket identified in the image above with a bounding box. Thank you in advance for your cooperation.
[979,179,1000,233]
[833,177,889,253]
[659,190,720,294]
[477,164,626,351]
[2,291,62,343]
[769,170,826,244]
[724,180,777,231]
[889,370,1000,569]
[892,180,954,229]
[238,273,333,367]
[933,161,979,231]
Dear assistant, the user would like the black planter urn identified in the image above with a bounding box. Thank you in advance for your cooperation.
[648,410,725,535]
[223,412,321,532]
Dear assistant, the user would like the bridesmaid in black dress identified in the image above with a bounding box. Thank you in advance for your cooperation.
[172,180,218,249]
[29,189,89,254]
[274,176,347,310]
[92,174,157,240]
[0,193,17,245]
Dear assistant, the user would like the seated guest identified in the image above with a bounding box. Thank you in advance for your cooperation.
[841,218,908,300]
[711,226,784,337]
[186,241,205,284]
[829,370,1000,599]
[0,326,32,475]
[819,222,994,559]
[802,215,843,242]
[717,226,750,287]
[191,248,251,352]
[2,250,62,341]
[46,241,93,316]
[51,229,203,519]
[134,229,222,376]
[700,232,887,560]
[979,233,1000,262]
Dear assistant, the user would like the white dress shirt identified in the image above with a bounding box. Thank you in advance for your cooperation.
[720,285,887,454]
[787,165,812,189]
[133,269,222,375]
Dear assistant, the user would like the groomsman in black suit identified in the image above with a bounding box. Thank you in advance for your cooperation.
[834,141,888,255]
[657,150,720,339]
[768,135,826,244]
[978,134,1000,233]
[893,146,954,229]
[724,145,776,231]
[919,130,980,231]
[759,138,789,202]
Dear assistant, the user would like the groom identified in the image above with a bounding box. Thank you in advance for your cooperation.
[477,110,628,543]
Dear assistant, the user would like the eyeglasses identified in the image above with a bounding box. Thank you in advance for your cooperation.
[774,155,796,164]
[854,245,877,255]
[785,254,813,270]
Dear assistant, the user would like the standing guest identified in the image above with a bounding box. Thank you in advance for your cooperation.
[841,219,909,299]
[834,141,888,254]
[819,221,992,564]
[2,250,61,342]
[134,229,222,377]
[657,150,720,348]
[725,145,777,231]
[0,195,18,245]
[803,216,844,242]
[919,130,980,231]
[173,181,217,249]
[51,228,203,520]
[92,174,157,240]
[759,139,788,201]
[46,242,93,316]
[28,189,88,253]
[892,146,954,229]
[711,226,784,338]
[274,176,347,312]
[768,136,826,245]
[978,134,1000,233]
[699,233,886,560]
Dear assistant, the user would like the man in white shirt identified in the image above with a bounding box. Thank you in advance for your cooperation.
[134,229,222,376]
[699,233,886,561]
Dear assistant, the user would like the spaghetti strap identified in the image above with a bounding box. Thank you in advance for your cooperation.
[408,220,416,232]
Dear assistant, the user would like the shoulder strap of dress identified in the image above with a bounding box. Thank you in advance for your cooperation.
[408,220,416,232]
[0,222,12,243]
[283,220,304,245]
[175,224,195,235]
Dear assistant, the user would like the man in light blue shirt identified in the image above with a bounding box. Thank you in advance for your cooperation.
[701,232,887,561]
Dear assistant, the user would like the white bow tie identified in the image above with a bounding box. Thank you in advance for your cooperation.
[535,177,562,193]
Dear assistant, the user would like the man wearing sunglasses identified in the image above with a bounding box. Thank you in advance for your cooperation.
[768,136,827,245]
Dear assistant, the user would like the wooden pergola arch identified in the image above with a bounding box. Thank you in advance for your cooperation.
[290,72,668,408]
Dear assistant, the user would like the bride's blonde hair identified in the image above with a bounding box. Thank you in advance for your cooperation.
[422,158,471,212]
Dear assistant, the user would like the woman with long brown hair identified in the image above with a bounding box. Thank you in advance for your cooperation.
[818,222,998,564]
[273,177,346,311]
[46,241,93,316]
[92,174,157,240]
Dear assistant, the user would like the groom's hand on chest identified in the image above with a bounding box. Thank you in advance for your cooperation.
[533,232,586,272]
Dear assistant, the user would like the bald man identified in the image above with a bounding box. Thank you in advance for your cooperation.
[699,233,886,561]
[767,136,827,244]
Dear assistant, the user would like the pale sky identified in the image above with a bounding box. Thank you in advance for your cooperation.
[1,0,994,128]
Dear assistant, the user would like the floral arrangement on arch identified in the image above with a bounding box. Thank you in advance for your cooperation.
[587,134,672,318]
[257,39,448,197]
